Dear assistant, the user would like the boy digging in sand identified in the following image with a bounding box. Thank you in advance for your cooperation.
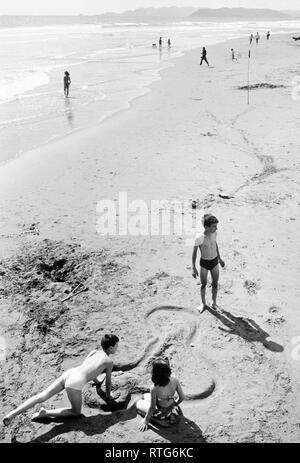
[3,334,119,425]
[192,214,225,313]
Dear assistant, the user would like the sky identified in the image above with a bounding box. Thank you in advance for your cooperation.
[0,1,299,15]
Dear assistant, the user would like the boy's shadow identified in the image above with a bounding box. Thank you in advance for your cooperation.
[27,389,134,443]
[206,307,283,352]
[146,408,206,443]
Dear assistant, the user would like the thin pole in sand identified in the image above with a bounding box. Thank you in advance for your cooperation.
[247,49,251,105]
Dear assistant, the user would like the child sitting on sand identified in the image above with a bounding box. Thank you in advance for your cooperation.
[137,358,185,431]
[192,214,225,313]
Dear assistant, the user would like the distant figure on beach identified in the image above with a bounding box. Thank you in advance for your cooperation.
[266,31,271,40]
[255,32,260,44]
[200,47,209,67]
[250,33,254,44]
[167,38,171,48]
[137,358,185,431]
[192,214,225,313]
[231,48,237,62]
[3,334,119,425]
[159,37,162,48]
[64,71,71,97]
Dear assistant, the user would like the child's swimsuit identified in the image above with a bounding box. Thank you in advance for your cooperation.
[153,396,176,420]
[200,256,219,271]
[60,368,86,391]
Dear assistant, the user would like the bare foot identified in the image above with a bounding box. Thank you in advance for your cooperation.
[212,303,221,311]
[32,407,47,421]
[197,304,209,313]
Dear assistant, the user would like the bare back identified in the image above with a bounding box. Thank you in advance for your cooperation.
[153,376,179,408]
[75,350,112,383]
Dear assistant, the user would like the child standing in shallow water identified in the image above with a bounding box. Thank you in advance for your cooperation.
[192,214,225,313]
[137,358,185,431]
[64,71,71,97]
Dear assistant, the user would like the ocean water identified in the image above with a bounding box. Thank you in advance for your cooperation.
[1,19,300,166]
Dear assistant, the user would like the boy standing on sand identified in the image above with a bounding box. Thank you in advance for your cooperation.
[192,215,225,313]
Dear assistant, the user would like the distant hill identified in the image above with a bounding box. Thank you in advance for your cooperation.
[0,7,293,29]
[282,10,300,18]
[117,7,198,18]
[190,8,289,19]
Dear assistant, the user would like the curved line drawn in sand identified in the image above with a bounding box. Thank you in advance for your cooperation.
[144,305,217,402]
[112,337,159,373]
[206,109,288,200]
[93,305,217,408]
[81,304,219,443]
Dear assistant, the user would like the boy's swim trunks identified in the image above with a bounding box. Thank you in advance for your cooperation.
[200,256,218,271]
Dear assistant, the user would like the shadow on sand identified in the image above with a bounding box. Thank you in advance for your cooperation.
[206,306,283,352]
[26,405,205,443]
[147,408,206,443]
[27,405,137,443]
[26,397,205,443]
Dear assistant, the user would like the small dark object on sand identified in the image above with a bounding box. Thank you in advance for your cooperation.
[191,200,198,209]
[238,83,285,90]
[292,37,300,41]
[219,193,233,199]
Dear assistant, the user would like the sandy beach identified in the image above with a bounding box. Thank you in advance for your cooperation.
[0,33,300,443]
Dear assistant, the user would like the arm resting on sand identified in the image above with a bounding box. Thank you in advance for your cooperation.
[143,388,157,426]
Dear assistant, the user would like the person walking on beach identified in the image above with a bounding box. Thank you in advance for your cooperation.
[167,38,171,48]
[192,214,225,313]
[250,33,254,44]
[3,334,119,425]
[137,358,185,432]
[266,31,271,40]
[64,71,71,97]
[231,48,237,62]
[159,37,162,48]
[255,32,260,44]
[200,47,209,67]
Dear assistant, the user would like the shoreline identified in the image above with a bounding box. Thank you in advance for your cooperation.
[1,32,300,443]
[0,32,274,171]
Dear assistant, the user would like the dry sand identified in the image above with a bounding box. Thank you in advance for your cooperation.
[0,34,300,443]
